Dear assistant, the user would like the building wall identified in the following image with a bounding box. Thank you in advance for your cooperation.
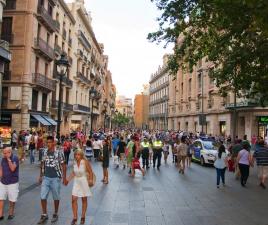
[149,55,170,130]
[134,93,149,129]
[168,57,268,139]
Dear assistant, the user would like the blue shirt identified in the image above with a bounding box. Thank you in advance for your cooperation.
[1,155,19,185]
[112,138,120,150]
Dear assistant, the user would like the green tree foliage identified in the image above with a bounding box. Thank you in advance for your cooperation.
[148,0,268,102]
[112,113,130,127]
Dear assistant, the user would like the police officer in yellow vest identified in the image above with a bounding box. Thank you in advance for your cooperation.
[141,137,150,169]
[152,136,163,170]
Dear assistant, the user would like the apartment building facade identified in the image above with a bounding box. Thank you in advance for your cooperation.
[149,55,170,130]
[134,85,149,129]
[168,58,268,139]
[1,0,116,135]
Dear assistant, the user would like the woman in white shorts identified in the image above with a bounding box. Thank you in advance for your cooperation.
[66,149,94,225]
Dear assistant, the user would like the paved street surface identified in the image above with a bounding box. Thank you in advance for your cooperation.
[2,155,268,225]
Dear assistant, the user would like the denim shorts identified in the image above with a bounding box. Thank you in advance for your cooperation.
[40,177,61,200]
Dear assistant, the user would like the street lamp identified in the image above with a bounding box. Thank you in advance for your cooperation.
[103,99,108,132]
[89,87,96,136]
[110,104,115,130]
[197,68,205,135]
[55,54,69,144]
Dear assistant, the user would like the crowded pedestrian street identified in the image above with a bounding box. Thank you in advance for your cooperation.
[2,152,267,225]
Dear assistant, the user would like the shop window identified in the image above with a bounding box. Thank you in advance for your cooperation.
[219,121,226,136]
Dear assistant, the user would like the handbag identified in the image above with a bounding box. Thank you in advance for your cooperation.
[132,158,140,169]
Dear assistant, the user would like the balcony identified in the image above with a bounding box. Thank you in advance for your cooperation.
[1,34,14,44]
[51,100,73,111]
[53,71,73,88]
[34,38,54,61]
[32,73,56,92]
[68,38,72,47]
[4,0,16,10]
[54,43,61,55]
[75,72,90,85]
[62,28,67,40]
[37,4,57,33]
[0,40,11,62]
[73,104,90,114]
[78,30,91,51]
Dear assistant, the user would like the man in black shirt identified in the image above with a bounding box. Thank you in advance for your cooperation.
[116,137,126,169]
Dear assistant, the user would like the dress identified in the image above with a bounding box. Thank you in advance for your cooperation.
[72,160,92,197]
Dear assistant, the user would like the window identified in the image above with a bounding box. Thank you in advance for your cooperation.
[66,89,69,103]
[198,74,202,90]
[37,24,41,38]
[1,87,8,108]
[32,90,38,111]
[35,57,39,73]
[188,79,192,95]
[4,0,16,10]
[45,63,48,76]
[1,17,13,43]
[38,0,44,6]
[42,93,47,111]
[46,33,50,43]
[48,4,53,16]
[55,35,58,45]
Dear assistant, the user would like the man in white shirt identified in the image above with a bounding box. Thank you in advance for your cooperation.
[92,138,103,161]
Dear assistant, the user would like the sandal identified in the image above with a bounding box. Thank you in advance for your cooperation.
[71,218,77,225]
[80,217,85,224]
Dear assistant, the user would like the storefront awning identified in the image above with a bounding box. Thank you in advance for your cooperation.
[31,114,51,126]
[42,115,57,126]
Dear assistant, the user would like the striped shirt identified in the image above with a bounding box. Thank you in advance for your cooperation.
[253,147,268,166]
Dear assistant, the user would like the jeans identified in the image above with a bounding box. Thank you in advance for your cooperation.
[239,163,250,185]
[153,151,162,168]
[29,149,35,164]
[40,177,61,200]
[93,149,100,160]
[216,168,226,186]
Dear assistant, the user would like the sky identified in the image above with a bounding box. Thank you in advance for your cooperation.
[66,0,172,99]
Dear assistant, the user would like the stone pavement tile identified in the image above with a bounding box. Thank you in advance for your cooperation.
[146,216,166,225]
[111,213,129,223]
[180,214,201,225]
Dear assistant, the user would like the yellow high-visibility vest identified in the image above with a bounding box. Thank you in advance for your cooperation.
[141,142,150,148]
[153,141,163,149]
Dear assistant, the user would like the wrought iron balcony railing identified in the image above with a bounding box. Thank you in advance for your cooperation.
[34,37,54,61]
[32,73,56,92]
[37,4,57,33]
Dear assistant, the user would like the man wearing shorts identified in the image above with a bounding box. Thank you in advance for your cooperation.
[37,136,66,224]
[253,140,268,189]
[0,147,19,220]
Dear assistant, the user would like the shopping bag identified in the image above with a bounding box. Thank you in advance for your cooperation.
[113,155,119,166]
[132,158,141,169]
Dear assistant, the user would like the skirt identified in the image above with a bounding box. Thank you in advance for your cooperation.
[72,176,92,198]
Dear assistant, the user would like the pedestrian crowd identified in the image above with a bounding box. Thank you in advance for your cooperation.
[0,128,267,224]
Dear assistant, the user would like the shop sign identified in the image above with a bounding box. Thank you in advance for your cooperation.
[259,116,268,124]
[0,114,11,126]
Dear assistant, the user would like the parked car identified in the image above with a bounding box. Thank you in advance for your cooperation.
[191,139,219,166]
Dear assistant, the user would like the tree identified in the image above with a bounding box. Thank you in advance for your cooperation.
[112,113,130,127]
[148,0,268,103]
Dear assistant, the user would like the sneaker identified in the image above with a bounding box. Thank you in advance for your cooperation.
[51,214,58,223]
[8,215,14,220]
[37,215,49,224]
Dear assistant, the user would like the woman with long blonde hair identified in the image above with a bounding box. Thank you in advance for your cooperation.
[66,149,94,225]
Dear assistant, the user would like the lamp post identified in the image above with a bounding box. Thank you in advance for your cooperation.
[197,68,205,135]
[55,54,69,144]
[89,87,96,136]
[103,99,108,132]
[110,104,115,130]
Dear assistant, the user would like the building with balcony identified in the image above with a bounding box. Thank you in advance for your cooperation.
[1,0,58,132]
[168,55,268,139]
[0,0,117,135]
[149,55,170,130]
[116,95,133,120]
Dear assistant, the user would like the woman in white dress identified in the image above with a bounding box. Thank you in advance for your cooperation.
[66,149,93,225]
